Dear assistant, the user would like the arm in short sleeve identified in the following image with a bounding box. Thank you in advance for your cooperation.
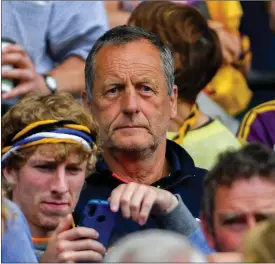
[48,1,109,62]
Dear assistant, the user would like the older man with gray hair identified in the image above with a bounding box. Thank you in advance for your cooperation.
[74,25,212,254]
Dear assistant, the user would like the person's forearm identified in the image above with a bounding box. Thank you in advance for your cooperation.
[48,56,85,95]
[153,195,214,255]
[153,194,198,236]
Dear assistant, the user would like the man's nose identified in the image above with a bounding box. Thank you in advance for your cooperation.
[50,167,68,195]
[121,86,140,114]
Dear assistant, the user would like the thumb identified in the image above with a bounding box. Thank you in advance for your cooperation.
[54,214,73,235]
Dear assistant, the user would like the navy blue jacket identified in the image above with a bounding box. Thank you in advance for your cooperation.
[74,140,207,246]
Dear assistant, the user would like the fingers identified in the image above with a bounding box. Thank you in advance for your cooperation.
[115,183,135,218]
[2,50,33,69]
[57,226,99,241]
[2,44,26,53]
[217,30,241,63]
[138,189,155,225]
[2,82,33,100]
[1,74,48,100]
[44,223,106,263]
[109,184,127,212]
[1,45,41,100]
[57,238,106,256]
[109,183,178,225]
[109,183,157,225]
[55,214,73,235]
[129,185,147,222]
[2,68,35,81]
[222,48,235,65]
[59,250,104,263]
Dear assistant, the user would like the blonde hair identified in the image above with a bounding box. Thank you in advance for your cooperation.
[2,93,98,196]
[242,220,275,263]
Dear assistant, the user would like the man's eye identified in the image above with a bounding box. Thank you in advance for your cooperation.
[106,87,118,94]
[223,217,247,230]
[137,84,153,93]
[142,86,152,92]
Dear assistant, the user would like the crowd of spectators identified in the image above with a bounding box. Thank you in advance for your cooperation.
[2,1,275,263]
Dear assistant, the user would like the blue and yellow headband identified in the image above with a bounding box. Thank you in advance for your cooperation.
[2,120,96,168]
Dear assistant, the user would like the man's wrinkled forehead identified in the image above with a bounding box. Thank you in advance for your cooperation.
[214,177,275,214]
[96,40,163,70]
[94,42,165,89]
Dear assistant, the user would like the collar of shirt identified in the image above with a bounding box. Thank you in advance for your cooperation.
[87,140,198,190]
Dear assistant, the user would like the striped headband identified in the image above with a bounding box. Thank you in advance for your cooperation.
[2,120,96,168]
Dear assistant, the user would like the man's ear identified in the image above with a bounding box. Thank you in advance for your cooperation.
[3,167,18,186]
[81,91,91,111]
[200,212,216,250]
[170,84,178,119]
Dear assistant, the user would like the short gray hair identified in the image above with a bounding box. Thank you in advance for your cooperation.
[85,25,174,100]
[104,229,206,262]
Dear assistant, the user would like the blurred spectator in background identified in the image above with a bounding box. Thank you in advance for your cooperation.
[242,220,275,263]
[128,1,241,170]
[1,93,106,262]
[197,1,253,116]
[239,1,275,113]
[201,143,275,252]
[104,229,206,262]
[238,100,275,150]
[1,1,109,115]
[240,1,275,74]
[106,0,245,66]
[2,192,38,263]
[106,0,252,116]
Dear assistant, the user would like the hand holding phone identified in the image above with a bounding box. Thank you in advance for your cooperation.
[79,199,119,248]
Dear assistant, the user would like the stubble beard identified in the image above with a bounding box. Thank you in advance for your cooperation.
[98,133,164,160]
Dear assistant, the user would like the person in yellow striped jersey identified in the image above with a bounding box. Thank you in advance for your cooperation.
[1,92,107,262]
[129,2,242,170]
[238,100,275,150]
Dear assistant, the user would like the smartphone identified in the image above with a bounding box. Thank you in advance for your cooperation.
[78,199,119,248]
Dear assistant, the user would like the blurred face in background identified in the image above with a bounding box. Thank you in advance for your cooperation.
[206,176,275,252]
